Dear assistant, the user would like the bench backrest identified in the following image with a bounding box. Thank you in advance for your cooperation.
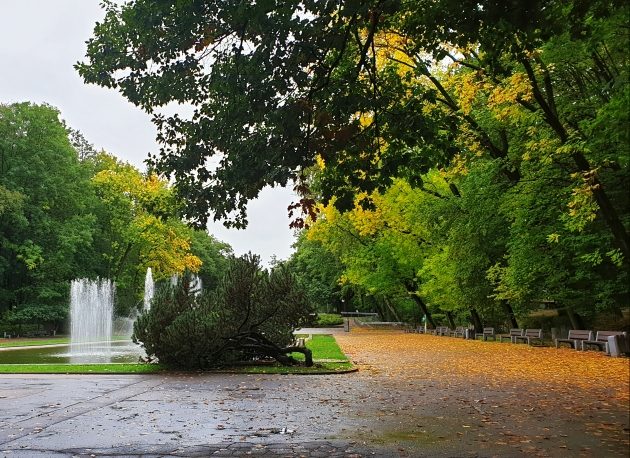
[524,329,542,338]
[566,330,593,340]
[509,328,524,337]
[594,330,625,342]
[483,327,495,334]
[454,326,465,332]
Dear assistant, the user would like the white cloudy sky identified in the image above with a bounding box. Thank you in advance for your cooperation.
[0,0,297,266]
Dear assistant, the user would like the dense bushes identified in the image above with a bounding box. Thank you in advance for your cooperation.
[132,254,314,369]
[315,313,344,327]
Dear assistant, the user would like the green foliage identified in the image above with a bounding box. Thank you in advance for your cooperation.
[189,230,232,293]
[315,313,344,327]
[133,255,314,369]
[0,363,164,374]
[0,103,96,327]
[0,102,231,329]
[75,0,629,329]
[286,233,344,313]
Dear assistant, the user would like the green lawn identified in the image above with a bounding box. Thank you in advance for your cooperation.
[238,361,355,374]
[293,334,348,361]
[0,363,164,374]
[0,334,354,374]
[0,337,70,348]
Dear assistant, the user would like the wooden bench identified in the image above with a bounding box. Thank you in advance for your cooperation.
[450,326,466,338]
[582,331,626,354]
[514,329,543,345]
[431,326,449,336]
[555,330,593,350]
[498,329,524,343]
[476,327,496,341]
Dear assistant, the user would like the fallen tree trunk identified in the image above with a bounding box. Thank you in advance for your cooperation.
[221,331,313,367]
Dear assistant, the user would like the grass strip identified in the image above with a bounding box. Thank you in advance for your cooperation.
[0,338,70,348]
[236,361,355,374]
[0,363,164,374]
[292,334,348,361]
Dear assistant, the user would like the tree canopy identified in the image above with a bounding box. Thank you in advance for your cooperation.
[78,1,629,330]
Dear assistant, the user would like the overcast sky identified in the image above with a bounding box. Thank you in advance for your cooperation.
[0,0,297,266]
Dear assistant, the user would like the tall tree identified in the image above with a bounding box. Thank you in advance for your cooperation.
[0,103,96,329]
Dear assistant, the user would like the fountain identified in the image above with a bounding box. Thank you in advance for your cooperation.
[170,272,202,295]
[144,267,154,311]
[190,274,203,295]
[69,278,114,361]
[0,278,147,364]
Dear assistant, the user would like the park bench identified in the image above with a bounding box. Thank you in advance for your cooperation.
[498,329,524,343]
[581,331,626,354]
[476,327,496,341]
[513,329,544,346]
[554,330,593,350]
[450,326,466,338]
[431,326,449,336]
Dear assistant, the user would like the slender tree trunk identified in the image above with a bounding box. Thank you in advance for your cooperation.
[373,297,387,321]
[520,58,630,263]
[384,297,402,322]
[114,242,133,281]
[502,300,519,328]
[404,282,436,328]
[446,311,456,329]
[470,308,483,333]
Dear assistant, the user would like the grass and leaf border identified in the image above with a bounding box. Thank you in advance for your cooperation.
[0,334,355,375]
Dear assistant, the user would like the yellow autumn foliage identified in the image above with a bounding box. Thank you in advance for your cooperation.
[92,154,201,278]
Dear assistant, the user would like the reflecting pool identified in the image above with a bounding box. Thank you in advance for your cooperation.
[0,340,145,364]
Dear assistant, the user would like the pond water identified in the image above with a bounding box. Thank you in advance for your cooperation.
[0,340,145,364]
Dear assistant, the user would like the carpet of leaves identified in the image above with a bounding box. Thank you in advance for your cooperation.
[334,329,630,457]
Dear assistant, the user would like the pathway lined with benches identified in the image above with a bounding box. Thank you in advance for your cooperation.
[335,328,629,456]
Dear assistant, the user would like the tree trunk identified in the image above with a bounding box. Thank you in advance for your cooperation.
[405,283,436,328]
[573,153,630,263]
[566,308,585,330]
[280,345,313,367]
[223,331,313,367]
[384,297,402,322]
[502,300,519,328]
[469,308,483,333]
[373,297,387,321]
[520,58,630,263]
[446,311,456,329]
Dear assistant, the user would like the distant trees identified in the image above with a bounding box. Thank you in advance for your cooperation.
[0,102,230,331]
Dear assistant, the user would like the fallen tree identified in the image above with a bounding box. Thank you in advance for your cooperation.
[133,254,314,369]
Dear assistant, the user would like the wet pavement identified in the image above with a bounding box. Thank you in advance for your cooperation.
[0,373,384,457]
[0,329,628,457]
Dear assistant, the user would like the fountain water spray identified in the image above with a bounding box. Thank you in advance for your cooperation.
[69,278,114,358]
[144,267,154,311]
[170,272,202,295]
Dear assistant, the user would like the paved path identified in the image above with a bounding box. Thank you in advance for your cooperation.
[0,329,628,457]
